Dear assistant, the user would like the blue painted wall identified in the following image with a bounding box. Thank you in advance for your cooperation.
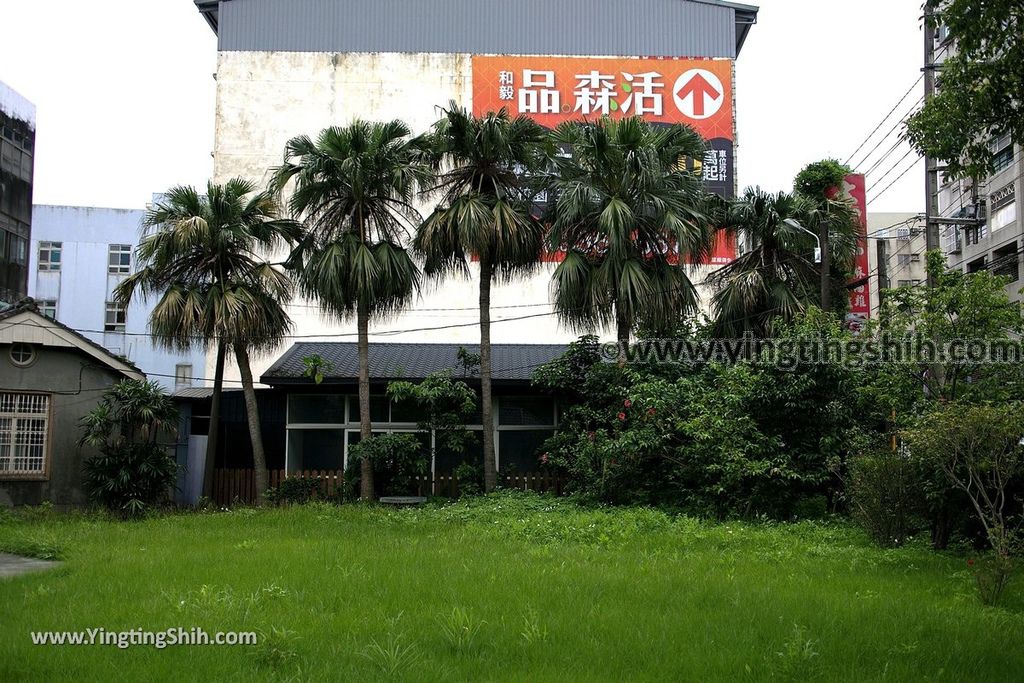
[27,204,207,391]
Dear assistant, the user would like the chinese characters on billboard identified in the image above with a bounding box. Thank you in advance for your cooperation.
[472,56,736,264]
[841,173,871,328]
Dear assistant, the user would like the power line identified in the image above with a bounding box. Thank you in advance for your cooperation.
[854,96,924,174]
[867,153,922,206]
[844,76,923,167]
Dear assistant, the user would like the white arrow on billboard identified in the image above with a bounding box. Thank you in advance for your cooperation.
[672,69,725,120]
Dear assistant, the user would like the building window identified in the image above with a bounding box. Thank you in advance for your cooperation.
[11,236,27,266]
[108,244,132,274]
[992,243,1019,283]
[9,343,35,367]
[174,364,193,387]
[104,302,127,332]
[965,224,988,246]
[910,253,921,263]
[967,257,987,274]
[992,145,1014,174]
[38,241,61,271]
[0,393,49,477]
[897,280,913,288]
[39,300,57,320]
[992,201,1016,232]
[897,254,911,266]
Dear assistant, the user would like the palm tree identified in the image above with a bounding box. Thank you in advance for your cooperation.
[547,117,713,355]
[415,104,547,493]
[270,120,431,501]
[707,187,858,336]
[115,180,300,505]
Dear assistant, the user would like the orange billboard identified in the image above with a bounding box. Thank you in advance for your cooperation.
[472,55,737,264]
[473,56,733,142]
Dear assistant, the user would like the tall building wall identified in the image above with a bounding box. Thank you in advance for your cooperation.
[28,204,206,391]
[866,212,927,316]
[0,81,36,304]
[198,1,758,384]
[932,30,1023,299]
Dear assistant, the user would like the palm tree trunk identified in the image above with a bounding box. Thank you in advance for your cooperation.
[234,345,268,506]
[357,299,375,500]
[616,304,631,368]
[479,257,497,492]
[201,341,226,501]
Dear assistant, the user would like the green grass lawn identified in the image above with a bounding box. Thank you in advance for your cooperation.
[1,493,1021,682]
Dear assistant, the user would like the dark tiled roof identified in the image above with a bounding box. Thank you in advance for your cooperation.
[261,342,568,385]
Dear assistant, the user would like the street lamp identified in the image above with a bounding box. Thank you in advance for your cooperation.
[784,218,822,263]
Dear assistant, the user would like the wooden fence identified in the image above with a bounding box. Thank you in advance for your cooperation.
[211,468,567,506]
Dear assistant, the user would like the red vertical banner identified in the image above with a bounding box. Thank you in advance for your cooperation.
[842,173,871,329]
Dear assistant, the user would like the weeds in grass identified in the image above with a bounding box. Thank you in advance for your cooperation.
[361,633,421,677]
[520,607,549,645]
[438,607,484,652]
[1,531,64,560]
[773,623,820,680]
[252,627,300,669]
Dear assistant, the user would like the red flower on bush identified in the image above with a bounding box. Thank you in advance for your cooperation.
[623,399,632,409]
[617,412,627,421]
[646,407,656,417]
[967,559,976,567]
[587,431,596,442]
[540,453,549,465]
[610,458,618,466]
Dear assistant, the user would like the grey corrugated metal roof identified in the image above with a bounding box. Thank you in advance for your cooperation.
[261,342,568,385]
[172,387,243,399]
[197,0,757,59]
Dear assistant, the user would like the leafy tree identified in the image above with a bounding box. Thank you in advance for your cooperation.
[878,251,1024,403]
[415,104,546,492]
[272,120,432,500]
[387,370,478,471]
[793,159,852,200]
[546,117,713,354]
[708,188,857,336]
[906,1,1024,179]
[80,380,179,516]
[347,433,428,498]
[856,252,1024,547]
[116,181,300,505]
[906,402,1024,604]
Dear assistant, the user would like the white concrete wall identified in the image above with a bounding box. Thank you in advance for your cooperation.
[211,51,720,384]
[866,212,927,316]
[28,205,207,391]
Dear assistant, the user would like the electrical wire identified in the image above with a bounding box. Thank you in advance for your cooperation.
[844,76,923,167]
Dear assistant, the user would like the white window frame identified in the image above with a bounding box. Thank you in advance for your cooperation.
[108,243,132,274]
[992,201,1017,232]
[104,301,127,332]
[174,364,193,387]
[38,241,62,272]
[9,343,36,367]
[0,393,51,479]
[39,299,57,320]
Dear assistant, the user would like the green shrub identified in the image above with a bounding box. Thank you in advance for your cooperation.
[348,433,428,498]
[848,448,923,547]
[266,477,323,505]
[80,380,179,517]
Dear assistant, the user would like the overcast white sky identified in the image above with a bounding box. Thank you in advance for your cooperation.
[1,0,925,214]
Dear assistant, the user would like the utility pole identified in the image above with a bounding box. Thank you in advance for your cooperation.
[819,219,831,312]
[923,6,940,287]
